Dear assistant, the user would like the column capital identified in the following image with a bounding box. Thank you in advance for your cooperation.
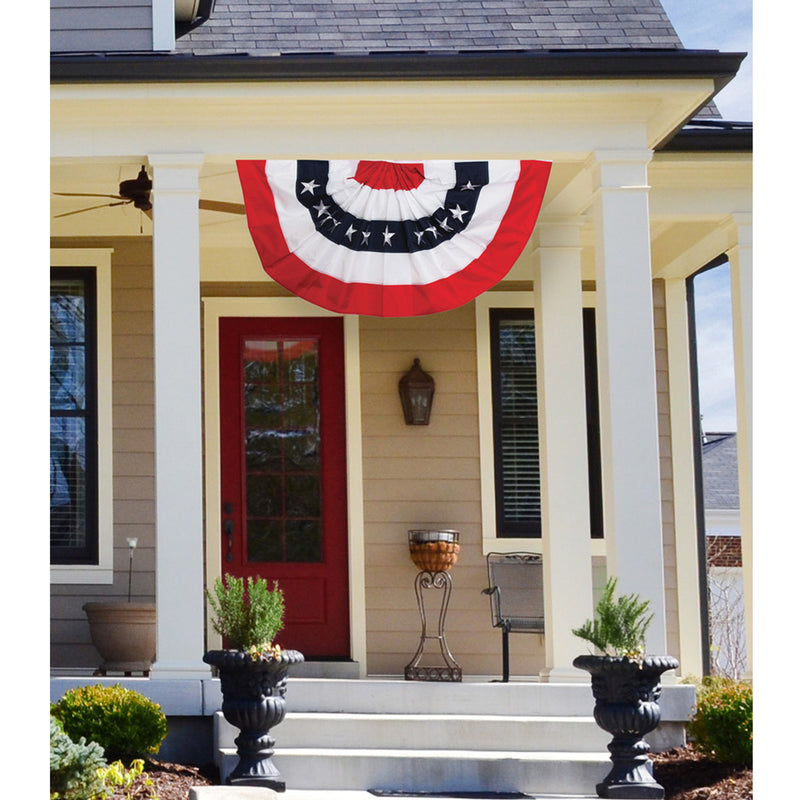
[590,149,653,193]
[535,215,587,249]
[148,153,204,193]
[726,213,753,249]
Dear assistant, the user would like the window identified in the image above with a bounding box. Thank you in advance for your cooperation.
[480,298,603,543]
[50,269,98,563]
[490,309,541,537]
[50,249,113,583]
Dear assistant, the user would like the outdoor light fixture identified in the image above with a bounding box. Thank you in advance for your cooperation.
[399,358,435,425]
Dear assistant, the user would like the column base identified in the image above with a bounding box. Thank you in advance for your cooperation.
[149,660,212,680]
[539,665,590,683]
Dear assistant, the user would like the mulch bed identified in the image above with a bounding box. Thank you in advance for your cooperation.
[114,746,752,799]
[652,746,753,800]
[107,760,217,800]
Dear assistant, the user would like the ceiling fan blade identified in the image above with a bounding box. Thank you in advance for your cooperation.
[54,192,126,200]
[54,201,129,218]
[199,199,247,215]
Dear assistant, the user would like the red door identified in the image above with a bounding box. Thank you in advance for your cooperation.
[219,316,350,658]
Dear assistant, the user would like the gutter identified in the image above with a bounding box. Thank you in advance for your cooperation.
[50,48,745,87]
[658,120,752,152]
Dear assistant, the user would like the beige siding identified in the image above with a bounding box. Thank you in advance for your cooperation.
[360,303,545,677]
[50,239,156,669]
[653,279,680,660]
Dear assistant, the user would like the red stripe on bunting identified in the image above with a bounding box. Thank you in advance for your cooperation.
[236,159,551,317]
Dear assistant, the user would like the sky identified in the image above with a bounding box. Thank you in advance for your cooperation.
[659,1,753,433]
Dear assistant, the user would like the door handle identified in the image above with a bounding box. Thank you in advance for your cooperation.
[223,516,235,562]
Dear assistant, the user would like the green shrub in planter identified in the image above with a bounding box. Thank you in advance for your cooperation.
[51,684,168,764]
[50,715,109,800]
[207,573,285,654]
[687,676,753,766]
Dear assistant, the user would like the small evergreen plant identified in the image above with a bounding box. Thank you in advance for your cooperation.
[572,576,654,661]
[51,684,168,764]
[687,676,753,766]
[207,573,285,656]
[50,715,109,800]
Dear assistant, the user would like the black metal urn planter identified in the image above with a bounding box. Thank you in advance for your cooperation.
[203,647,304,790]
[572,577,678,799]
[205,574,302,792]
[573,653,678,798]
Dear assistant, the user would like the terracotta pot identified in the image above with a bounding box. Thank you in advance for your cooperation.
[83,602,156,675]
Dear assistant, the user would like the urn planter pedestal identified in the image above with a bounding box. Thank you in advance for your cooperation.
[573,654,679,799]
[203,648,304,791]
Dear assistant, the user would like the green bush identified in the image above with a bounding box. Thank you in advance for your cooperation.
[687,676,753,766]
[572,576,654,660]
[207,573,285,651]
[50,715,109,800]
[51,684,168,764]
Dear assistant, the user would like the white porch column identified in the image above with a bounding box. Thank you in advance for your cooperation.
[665,278,704,677]
[591,150,668,655]
[533,220,596,680]
[148,153,210,679]
[726,214,752,677]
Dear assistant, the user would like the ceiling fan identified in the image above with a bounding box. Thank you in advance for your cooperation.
[53,165,247,218]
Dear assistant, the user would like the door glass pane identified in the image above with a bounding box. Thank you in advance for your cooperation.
[243,337,323,563]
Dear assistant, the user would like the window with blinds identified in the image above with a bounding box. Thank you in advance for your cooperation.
[489,307,604,540]
[50,268,98,563]
[490,309,541,537]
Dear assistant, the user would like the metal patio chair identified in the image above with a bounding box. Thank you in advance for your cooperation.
[482,552,545,682]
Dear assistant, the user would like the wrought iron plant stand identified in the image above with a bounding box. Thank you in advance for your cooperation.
[404,529,462,682]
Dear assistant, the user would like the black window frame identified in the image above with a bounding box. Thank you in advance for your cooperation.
[490,307,603,539]
[50,267,100,565]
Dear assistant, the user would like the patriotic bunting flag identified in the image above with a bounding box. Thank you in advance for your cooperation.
[237,159,551,317]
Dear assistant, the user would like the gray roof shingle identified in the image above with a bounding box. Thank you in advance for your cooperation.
[175,0,685,56]
[702,433,740,510]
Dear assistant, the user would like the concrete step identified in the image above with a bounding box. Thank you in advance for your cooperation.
[214,711,608,752]
[218,748,611,794]
[277,678,693,720]
[192,790,596,800]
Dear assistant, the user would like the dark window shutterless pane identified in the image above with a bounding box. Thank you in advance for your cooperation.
[489,308,603,540]
[286,520,322,563]
[491,311,541,537]
[50,269,98,564]
[245,428,284,472]
[247,519,283,563]
[242,337,323,564]
[285,475,321,518]
[246,474,282,517]
[50,417,87,548]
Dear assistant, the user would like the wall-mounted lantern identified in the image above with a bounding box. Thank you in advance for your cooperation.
[399,358,435,425]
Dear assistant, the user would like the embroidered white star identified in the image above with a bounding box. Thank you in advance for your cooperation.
[300,179,320,195]
[425,225,439,239]
[449,204,468,222]
[345,225,357,241]
[460,180,477,191]
[382,226,395,246]
[437,217,453,233]
[312,200,329,218]
[361,230,371,244]
[415,229,425,244]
